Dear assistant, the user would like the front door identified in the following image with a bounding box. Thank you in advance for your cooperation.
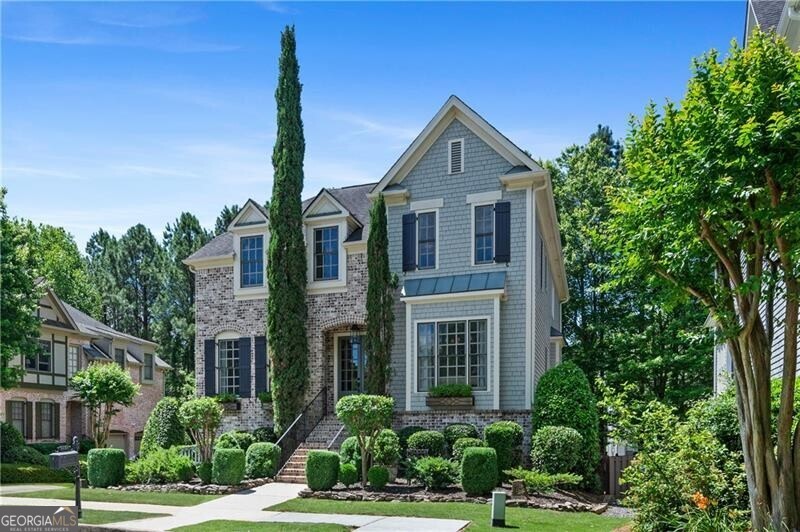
[338,335,366,396]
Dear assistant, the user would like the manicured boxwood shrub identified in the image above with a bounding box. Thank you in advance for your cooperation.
[139,397,186,457]
[339,463,358,487]
[253,426,277,443]
[368,465,390,490]
[452,437,485,462]
[6,446,48,466]
[530,426,583,474]
[215,430,256,452]
[371,429,400,466]
[461,447,498,495]
[339,436,361,477]
[197,462,213,484]
[27,442,63,455]
[531,361,599,487]
[443,423,479,448]
[413,456,459,490]
[484,421,524,480]
[212,448,245,485]
[305,450,339,491]
[125,448,194,484]
[1,422,25,462]
[1,463,73,483]
[245,442,281,478]
[397,426,425,454]
[87,448,126,488]
[407,430,445,457]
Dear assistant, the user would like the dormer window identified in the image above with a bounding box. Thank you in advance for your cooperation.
[240,235,264,288]
[314,226,339,281]
[448,138,464,174]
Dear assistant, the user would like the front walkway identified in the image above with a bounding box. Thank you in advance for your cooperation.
[1,483,470,531]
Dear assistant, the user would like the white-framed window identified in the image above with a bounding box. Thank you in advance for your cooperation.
[314,226,339,281]
[114,348,126,368]
[143,353,154,382]
[474,204,494,264]
[416,319,488,392]
[67,345,79,378]
[26,340,52,373]
[448,138,464,174]
[217,338,240,396]
[9,400,25,435]
[38,402,54,439]
[240,235,264,288]
[417,211,437,270]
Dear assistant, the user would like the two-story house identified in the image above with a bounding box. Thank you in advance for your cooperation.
[186,96,567,444]
[0,286,169,456]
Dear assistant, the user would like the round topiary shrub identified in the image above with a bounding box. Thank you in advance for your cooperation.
[371,429,401,466]
[398,426,425,454]
[452,437,485,462]
[215,430,256,452]
[368,465,390,490]
[530,426,583,474]
[407,430,445,457]
[339,436,361,477]
[413,456,459,490]
[139,397,186,457]
[443,423,479,448]
[0,422,25,463]
[87,448,126,488]
[484,420,523,480]
[339,462,358,487]
[531,361,599,487]
[305,450,339,491]
[212,448,245,485]
[461,447,498,495]
[245,442,281,478]
[253,426,277,443]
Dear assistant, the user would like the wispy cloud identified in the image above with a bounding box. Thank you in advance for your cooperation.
[320,110,419,142]
[258,2,298,15]
[110,165,200,179]
[89,6,203,29]
[2,166,87,180]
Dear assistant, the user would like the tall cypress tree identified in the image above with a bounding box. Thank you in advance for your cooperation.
[365,193,394,395]
[267,26,309,434]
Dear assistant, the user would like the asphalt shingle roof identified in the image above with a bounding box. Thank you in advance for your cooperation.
[752,0,785,31]
[185,232,234,262]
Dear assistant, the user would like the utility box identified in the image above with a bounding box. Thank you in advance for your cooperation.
[50,450,79,470]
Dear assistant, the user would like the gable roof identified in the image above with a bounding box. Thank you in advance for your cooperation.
[371,95,546,194]
[184,232,234,263]
[61,299,158,348]
[302,183,375,226]
[227,198,268,230]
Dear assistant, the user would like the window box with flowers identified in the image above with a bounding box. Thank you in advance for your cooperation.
[215,393,241,412]
[425,384,474,409]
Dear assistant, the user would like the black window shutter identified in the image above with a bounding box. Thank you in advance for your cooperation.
[35,403,42,439]
[54,403,60,440]
[4,401,10,424]
[402,212,417,272]
[25,402,32,440]
[494,201,511,263]
[254,336,267,393]
[238,337,251,398]
[204,339,216,396]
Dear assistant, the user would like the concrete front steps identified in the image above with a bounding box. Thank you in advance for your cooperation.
[275,415,346,484]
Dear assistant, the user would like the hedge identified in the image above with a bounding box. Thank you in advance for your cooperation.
[27,442,63,455]
[87,448,126,488]
[1,422,24,462]
[245,442,281,478]
[216,430,256,452]
[125,448,194,484]
[253,427,277,443]
[530,426,583,475]
[6,446,48,466]
[1,463,73,483]
[531,361,599,487]
[443,423,479,448]
[306,450,339,491]
[461,447,498,495]
[139,397,186,457]
[452,437,485,462]
[407,430,445,457]
[484,421,523,480]
[197,462,213,484]
[212,448,245,485]
[368,465,390,490]
[339,462,358,487]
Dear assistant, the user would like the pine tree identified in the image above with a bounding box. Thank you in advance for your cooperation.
[365,193,394,395]
[267,26,309,434]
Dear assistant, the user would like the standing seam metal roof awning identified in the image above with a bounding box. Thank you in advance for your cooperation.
[402,272,506,298]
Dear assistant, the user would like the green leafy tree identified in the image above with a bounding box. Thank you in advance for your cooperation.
[178,397,223,465]
[214,204,240,236]
[0,189,41,389]
[365,193,394,395]
[267,25,309,434]
[607,32,800,529]
[117,224,165,340]
[70,362,139,448]
[335,394,394,487]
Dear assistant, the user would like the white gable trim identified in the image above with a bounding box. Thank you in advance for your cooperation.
[228,199,268,231]
[371,95,546,195]
[303,189,362,227]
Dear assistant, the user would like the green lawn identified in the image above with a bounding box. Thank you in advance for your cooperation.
[174,521,349,532]
[13,484,219,506]
[267,498,630,532]
[80,509,169,525]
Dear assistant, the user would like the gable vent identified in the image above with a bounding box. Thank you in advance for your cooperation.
[449,139,464,174]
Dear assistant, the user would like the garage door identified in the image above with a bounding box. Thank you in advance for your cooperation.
[107,433,127,455]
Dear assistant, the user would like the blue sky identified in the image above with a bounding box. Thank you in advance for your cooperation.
[2,1,744,249]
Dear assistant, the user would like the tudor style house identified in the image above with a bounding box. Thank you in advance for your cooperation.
[0,287,169,456]
[186,95,567,445]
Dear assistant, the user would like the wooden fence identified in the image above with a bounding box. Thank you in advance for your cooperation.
[601,451,636,500]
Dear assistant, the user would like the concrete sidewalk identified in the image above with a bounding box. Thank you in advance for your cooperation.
[1,483,470,531]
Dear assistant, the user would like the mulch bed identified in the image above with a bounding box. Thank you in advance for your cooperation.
[299,482,610,513]
[109,477,272,495]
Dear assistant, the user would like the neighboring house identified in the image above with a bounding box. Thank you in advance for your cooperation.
[0,287,169,457]
[186,95,567,444]
[713,0,800,393]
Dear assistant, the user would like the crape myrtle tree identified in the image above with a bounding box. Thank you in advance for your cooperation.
[365,193,395,395]
[607,32,800,529]
[335,394,394,487]
[267,25,309,434]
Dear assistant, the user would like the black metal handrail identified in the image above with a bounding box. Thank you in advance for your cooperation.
[275,386,327,472]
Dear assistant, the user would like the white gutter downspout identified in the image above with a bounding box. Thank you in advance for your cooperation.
[526,182,548,408]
